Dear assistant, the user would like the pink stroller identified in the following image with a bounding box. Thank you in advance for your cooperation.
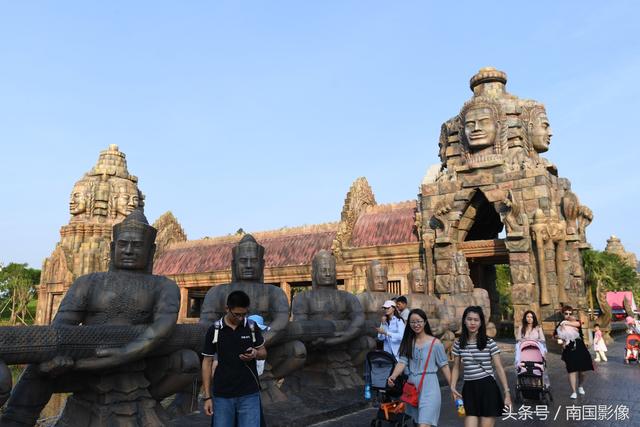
[515,340,553,403]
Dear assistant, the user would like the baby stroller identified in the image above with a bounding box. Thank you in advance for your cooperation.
[515,340,553,404]
[364,350,413,427]
[624,333,640,364]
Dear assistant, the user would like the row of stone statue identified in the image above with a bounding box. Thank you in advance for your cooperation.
[0,209,491,426]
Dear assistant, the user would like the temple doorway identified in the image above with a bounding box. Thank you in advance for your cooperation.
[458,191,509,324]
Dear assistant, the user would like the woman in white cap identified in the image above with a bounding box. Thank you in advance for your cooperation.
[376,300,406,359]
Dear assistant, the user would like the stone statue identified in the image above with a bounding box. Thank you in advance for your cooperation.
[459,96,507,168]
[406,268,454,336]
[531,209,551,306]
[199,234,305,403]
[2,209,197,427]
[110,181,140,219]
[547,209,568,303]
[577,205,593,243]
[357,260,396,338]
[69,182,91,218]
[524,103,553,153]
[289,250,368,389]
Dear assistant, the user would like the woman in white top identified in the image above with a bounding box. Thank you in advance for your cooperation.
[514,310,547,366]
[376,300,405,359]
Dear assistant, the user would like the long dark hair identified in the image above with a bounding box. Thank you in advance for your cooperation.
[459,306,488,351]
[520,310,539,338]
[398,309,433,360]
[384,306,404,324]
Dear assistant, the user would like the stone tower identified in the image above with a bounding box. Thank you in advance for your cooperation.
[417,67,594,332]
[35,145,144,324]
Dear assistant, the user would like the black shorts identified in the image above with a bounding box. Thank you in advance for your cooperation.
[462,376,504,417]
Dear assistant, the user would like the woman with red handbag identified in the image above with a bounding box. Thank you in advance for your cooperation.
[450,306,512,427]
[387,309,452,427]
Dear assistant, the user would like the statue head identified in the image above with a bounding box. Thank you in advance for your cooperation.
[312,250,337,288]
[366,260,388,292]
[111,182,140,219]
[69,182,90,216]
[460,97,502,154]
[231,234,265,282]
[407,268,427,293]
[110,208,157,273]
[453,252,470,275]
[524,104,552,153]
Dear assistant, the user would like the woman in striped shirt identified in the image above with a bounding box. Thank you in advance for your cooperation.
[450,306,511,427]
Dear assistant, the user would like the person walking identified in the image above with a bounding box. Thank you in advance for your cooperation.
[592,324,608,362]
[554,305,593,399]
[387,309,452,427]
[376,300,406,359]
[514,310,547,366]
[201,291,267,427]
[450,306,511,427]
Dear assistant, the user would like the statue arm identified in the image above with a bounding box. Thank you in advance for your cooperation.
[75,280,180,371]
[52,275,91,326]
[264,289,290,346]
[199,287,222,327]
[326,295,364,346]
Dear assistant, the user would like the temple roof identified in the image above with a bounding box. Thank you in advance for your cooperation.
[153,223,338,276]
[350,201,418,247]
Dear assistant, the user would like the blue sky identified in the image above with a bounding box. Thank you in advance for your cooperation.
[1,1,638,268]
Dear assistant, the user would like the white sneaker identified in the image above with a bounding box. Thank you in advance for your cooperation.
[570,392,577,399]
[578,387,585,395]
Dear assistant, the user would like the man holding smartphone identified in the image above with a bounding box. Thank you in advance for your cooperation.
[201,290,267,426]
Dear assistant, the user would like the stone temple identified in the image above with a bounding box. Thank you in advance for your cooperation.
[37,67,594,334]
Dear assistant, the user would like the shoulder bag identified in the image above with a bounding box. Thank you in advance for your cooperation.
[401,338,436,407]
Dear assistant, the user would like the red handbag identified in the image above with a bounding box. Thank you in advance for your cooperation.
[400,339,436,407]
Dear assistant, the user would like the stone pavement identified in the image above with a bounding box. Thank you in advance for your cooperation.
[310,335,640,427]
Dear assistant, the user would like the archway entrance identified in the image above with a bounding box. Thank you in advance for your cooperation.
[458,191,508,324]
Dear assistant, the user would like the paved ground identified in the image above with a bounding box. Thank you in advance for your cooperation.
[310,336,640,427]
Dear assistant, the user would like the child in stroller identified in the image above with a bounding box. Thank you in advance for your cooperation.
[624,333,640,364]
[515,339,553,403]
[364,349,412,427]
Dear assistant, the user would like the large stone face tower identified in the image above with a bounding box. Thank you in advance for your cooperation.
[418,67,593,331]
[35,145,144,324]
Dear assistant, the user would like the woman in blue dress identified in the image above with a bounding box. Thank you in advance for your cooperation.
[387,309,452,427]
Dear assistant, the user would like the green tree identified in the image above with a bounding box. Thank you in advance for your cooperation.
[582,249,640,308]
[0,263,40,325]
[495,264,512,320]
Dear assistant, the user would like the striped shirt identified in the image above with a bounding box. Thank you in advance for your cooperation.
[452,338,500,381]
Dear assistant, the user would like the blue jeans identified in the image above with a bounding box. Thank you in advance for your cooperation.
[212,392,261,427]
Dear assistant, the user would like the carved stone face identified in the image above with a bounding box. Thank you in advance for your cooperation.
[463,107,497,151]
[367,263,388,292]
[69,185,88,215]
[409,268,426,293]
[313,254,337,287]
[235,243,263,281]
[114,187,139,217]
[530,112,552,153]
[113,230,153,271]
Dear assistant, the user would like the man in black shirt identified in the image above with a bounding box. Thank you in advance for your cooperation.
[202,290,266,426]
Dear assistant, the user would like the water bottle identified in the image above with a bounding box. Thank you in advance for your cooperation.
[364,384,371,400]
[455,398,465,417]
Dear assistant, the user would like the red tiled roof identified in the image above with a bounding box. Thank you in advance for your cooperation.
[153,231,336,276]
[350,203,418,247]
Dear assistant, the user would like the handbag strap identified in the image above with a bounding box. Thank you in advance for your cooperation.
[417,339,436,394]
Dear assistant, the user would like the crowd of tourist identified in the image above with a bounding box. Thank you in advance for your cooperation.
[199,288,634,427]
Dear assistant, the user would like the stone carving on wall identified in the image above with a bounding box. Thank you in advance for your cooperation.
[459,96,508,169]
[357,260,396,339]
[331,177,376,260]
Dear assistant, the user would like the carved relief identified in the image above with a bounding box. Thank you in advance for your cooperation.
[458,96,508,169]
[153,211,188,260]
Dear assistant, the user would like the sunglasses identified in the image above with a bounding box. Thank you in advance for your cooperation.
[230,311,248,319]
